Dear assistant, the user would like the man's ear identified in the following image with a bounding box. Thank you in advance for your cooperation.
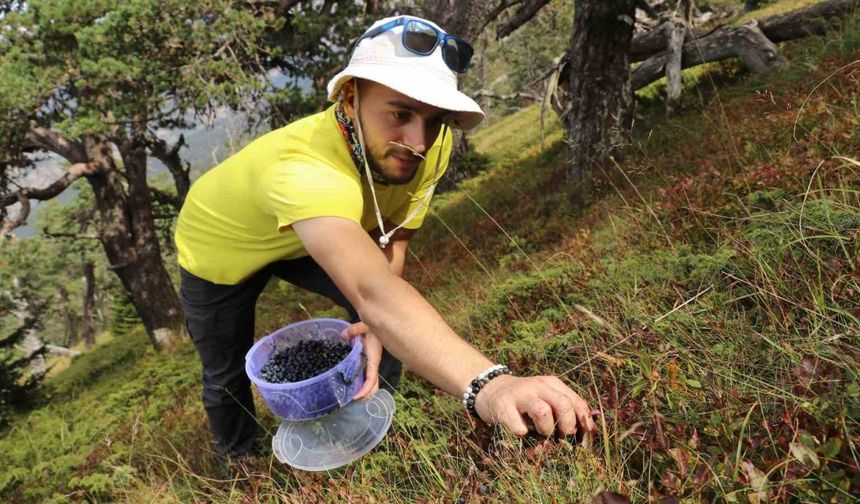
[341,79,357,119]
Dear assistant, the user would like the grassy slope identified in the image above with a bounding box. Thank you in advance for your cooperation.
[2,6,859,503]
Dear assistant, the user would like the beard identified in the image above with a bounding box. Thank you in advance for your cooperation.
[364,144,421,186]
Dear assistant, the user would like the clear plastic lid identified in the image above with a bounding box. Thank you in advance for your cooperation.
[272,389,395,471]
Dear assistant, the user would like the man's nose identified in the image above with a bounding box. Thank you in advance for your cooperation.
[402,121,429,155]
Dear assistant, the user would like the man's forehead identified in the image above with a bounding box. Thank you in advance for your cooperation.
[364,80,447,116]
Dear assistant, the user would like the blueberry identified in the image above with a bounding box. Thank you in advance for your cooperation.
[259,338,351,384]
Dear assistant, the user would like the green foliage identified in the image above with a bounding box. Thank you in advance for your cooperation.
[0,313,46,431]
[436,142,492,193]
[0,239,59,429]
[0,329,199,502]
[109,289,140,337]
[462,0,574,123]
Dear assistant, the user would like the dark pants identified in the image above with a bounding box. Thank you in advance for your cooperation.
[179,256,403,456]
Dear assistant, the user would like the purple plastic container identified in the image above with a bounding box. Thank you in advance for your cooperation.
[245,318,365,421]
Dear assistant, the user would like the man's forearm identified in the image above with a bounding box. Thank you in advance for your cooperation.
[355,274,494,396]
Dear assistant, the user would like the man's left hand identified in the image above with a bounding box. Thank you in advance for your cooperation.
[340,321,382,400]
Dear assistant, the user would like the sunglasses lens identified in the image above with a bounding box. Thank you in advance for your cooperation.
[404,20,438,54]
[443,38,472,73]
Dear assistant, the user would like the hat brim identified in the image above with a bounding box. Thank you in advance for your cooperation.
[327,64,485,131]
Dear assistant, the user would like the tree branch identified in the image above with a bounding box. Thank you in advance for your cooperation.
[41,227,102,241]
[22,128,87,164]
[1,162,101,233]
[496,0,551,39]
[481,0,524,33]
[472,89,542,102]
[757,0,859,42]
[146,133,190,206]
[2,193,31,233]
[0,162,100,208]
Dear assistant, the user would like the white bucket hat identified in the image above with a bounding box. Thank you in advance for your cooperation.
[326,16,485,130]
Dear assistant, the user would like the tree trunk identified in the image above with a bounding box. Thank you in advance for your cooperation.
[565,0,637,182]
[424,0,493,192]
[82,261,96,348]
[84,135,183,349]
[57,285,78,347]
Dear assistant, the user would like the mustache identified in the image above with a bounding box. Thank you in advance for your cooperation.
[388,141,426,160]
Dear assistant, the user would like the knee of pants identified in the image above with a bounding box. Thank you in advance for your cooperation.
[201,372,254,408]
[379,350,403,389]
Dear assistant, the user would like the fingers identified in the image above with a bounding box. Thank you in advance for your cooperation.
[539,376,597,432]
[576,397,596,433]
[353,334,380,400]
[492,399,529,436]
[353,374,379,400]
[475,375,597,439]
[340,321,369,341]
[534,387,579,437]
[522,396,557,437]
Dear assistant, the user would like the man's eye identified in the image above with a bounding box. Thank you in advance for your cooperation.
[392,111,409,121]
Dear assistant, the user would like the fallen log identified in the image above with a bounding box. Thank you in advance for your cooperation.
[758,0,859,42]
[631,19,788,90]
[45,344,81,358]
[541,0,857,115]
[630,0,859,62]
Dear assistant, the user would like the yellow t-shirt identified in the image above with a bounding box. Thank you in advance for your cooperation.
[175,104,451,285]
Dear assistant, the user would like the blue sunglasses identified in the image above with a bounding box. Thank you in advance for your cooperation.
[352,17,474,74]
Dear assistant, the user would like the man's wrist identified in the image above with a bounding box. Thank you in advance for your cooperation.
[463,364,512,417]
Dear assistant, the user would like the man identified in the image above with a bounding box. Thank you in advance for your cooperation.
[175,15,595,458]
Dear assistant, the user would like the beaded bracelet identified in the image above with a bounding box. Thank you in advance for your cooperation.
[462,364,512,417]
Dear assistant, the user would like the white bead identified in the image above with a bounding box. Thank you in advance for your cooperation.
[378,234,390,247]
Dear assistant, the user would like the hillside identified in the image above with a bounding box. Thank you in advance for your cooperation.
[1,6,859,503]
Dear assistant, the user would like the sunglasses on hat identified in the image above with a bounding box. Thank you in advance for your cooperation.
[351,16,474,74]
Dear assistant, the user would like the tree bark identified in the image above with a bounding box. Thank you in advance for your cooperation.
[7,123,188,351]
[81,133,183,349]
[82,261,96,349]
[565,0,638,182]
[757,0,859,42]
[665,18,686,114]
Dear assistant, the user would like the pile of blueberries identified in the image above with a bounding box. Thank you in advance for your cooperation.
[260,339,352,383]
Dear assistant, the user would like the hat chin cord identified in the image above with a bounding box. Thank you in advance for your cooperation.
[352,85,447,249]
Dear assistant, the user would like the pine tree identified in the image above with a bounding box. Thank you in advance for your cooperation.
[0,301,46,430]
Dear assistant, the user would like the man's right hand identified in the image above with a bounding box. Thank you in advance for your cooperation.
[473,374,597,438]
